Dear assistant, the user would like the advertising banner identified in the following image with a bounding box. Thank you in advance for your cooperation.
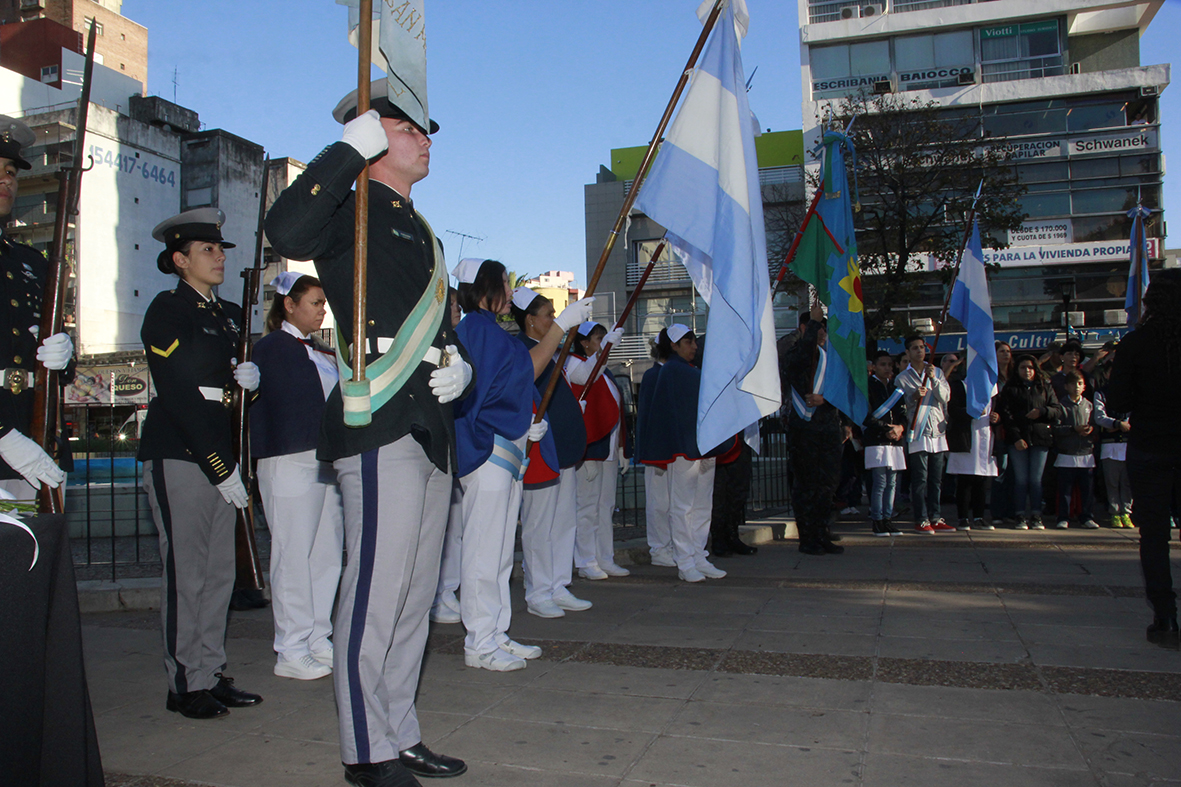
[65,366,151,406]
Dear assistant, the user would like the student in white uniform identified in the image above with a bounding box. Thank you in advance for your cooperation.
[636,331,673,565]
[567,321,630,580]
[896,336,954,533]
[946,365,1000,531]
[863,351,906,537]
[251,272,345,681]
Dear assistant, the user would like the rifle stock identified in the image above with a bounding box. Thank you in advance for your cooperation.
[31,24,98,514]
[230,159,270,591]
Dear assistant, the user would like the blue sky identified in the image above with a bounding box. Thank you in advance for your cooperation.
[120,0,1177,284]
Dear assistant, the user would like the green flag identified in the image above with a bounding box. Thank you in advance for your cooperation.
[788,211,841,305]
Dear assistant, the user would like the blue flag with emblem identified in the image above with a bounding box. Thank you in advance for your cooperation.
[948,219,998,419]
[1125,205,1151,327]
[810,132,869,426]
[634,0,779,453]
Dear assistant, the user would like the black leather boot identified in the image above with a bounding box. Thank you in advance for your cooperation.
[1147,615,1180,650]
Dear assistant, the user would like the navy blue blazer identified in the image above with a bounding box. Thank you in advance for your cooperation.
[251,329,331,458]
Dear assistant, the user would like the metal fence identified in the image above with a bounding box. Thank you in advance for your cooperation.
[67,404,792,579]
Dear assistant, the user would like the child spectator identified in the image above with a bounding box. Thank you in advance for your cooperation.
[1093,385,1133,528]
[1052,370,1099,529]
[863,351,906,536]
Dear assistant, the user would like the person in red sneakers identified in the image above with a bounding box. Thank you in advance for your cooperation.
[896,337,954,533]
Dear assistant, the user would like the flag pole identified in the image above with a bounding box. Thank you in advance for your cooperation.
[347,0,374,424]
[576,238,668,403]
[907,180,984,435]
[528,0,726,443]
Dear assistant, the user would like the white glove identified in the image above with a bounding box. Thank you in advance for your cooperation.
[554,297,596,333]
[603,327,623,348]
[618,451,630,474]
[341,108,389,160]
[233,361,260,392]
[36,332,73,371]
[0,430,64,488]
[526,419,548,442]
[430,345,472,404]
[216,465,248,509]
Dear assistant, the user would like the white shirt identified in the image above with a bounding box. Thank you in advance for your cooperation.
[281,320,338,400]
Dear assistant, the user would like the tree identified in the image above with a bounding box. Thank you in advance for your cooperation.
[808,92,1027,339]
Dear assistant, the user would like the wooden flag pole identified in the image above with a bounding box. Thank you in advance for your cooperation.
[351,0,373,390]
[528,0,726,446]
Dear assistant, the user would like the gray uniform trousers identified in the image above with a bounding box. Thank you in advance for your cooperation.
[142,459,236,694]
[333,434,450,765]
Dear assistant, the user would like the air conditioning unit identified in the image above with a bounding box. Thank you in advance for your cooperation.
[840,6,856,19]
[1062,311,1086,327]
[861,3,883,18]
[956,71,976,86]
[872,78,893,94]
[1070,62,1081,75]
[1103,309,1124,326]
[1141,85,1160,97]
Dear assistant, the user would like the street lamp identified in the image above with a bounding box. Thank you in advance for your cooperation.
[1058,280,1076,340]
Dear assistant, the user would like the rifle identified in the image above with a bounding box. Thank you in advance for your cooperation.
[230,159,270,590]
[31,24,97,514]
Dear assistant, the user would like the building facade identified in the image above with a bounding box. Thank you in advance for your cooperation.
[799,0,1169,348]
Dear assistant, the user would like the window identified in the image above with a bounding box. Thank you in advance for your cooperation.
[1065,101,1128,133]
[629,239,685,286]
[895,31,974,89]
[84,17,104,36]
[980,19,1063,83]
[1018,191,1070,218]
[40,65,58,83]
[810,40,890,98]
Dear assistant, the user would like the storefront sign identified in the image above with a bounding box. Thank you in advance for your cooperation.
[1008,220,1072,246]
[65,366,151,406]
[878,327,1129,354]
[995,139,1064,160]
[812,73,890,98]
[983,238,1161,268]
[1069,130,1155,156]
[897,66,973,91]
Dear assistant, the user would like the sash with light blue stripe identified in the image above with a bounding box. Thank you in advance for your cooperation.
[871,386,904,421]
[790,347,827,421]
[488,434,527,481]
[902,367,935,442]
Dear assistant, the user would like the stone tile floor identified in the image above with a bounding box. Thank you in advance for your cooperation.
[93,521,1181,787]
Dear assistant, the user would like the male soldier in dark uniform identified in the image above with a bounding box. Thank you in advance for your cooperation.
[266,83,472,787]
[784,300,845,555]
[0,116,73,497]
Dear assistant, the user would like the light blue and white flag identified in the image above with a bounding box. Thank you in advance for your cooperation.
[1125,205,1151,327]
[947,219,998,419]
[635,0,779,453]
[339,0,430,133]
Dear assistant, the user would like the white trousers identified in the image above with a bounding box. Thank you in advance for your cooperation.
[257,450,344,659]
[575,460,617,569]
[521,466,577,607]
[457,444,524,656]
[668,457,716,571]
[644,465,672,558]
[436,478,463,597]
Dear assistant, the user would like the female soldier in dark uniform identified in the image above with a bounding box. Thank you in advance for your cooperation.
[139,207,263,719]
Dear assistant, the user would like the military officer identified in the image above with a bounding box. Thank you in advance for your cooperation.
[0,115,73,498]
[265,82,472,787]
[138,207,263,720]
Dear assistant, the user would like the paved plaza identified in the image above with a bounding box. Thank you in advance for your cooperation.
[88,519,1181,787]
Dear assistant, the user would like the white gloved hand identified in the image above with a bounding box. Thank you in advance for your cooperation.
[216,465,248,509]
[554,297,596,333]
[618,451,630,474]
[341,109,389,160]
[430,345,472,404]
[36,332,73,371]
[233,361,260,392]
[603,327,623,348]
[526,418,548,442]
[0,430,64,488]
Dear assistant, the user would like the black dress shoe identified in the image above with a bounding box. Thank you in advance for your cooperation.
[399,743,467,778]
[166,689,228,719]
[798,542,827,556]
[229,587,270,610]
[1147,616,1180,650]
[344,760,422,787]
[730,538,758,555]
[820,539,845,555]
[210,673,263,707]
[710,539,734,558]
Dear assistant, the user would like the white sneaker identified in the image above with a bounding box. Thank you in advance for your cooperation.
[527,599,565,619]
[650,551,676,567]
[552,588,592,611]
[696,561,727,579]
[465,650,526,672]
[1055,520,1070,529]
[310,646,333,667]
[274,654,332,680]
[578,565,609,580]
[601,561,630,577]
[678,567,706,583]
[840,506,859,515]
[1082,519,1100,529]
[430,590,462,623]
[498,638,542,660]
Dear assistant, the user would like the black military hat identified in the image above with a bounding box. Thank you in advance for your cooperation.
[151,207,236,274]
[0,115,35,170]
[332,79,439,134]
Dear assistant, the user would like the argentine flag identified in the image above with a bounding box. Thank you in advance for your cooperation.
[635,0,780,453]
[1125,205,1151,327]
[948,220,998,419]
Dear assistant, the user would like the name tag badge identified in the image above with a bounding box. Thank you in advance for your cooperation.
[203,327,220,336]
